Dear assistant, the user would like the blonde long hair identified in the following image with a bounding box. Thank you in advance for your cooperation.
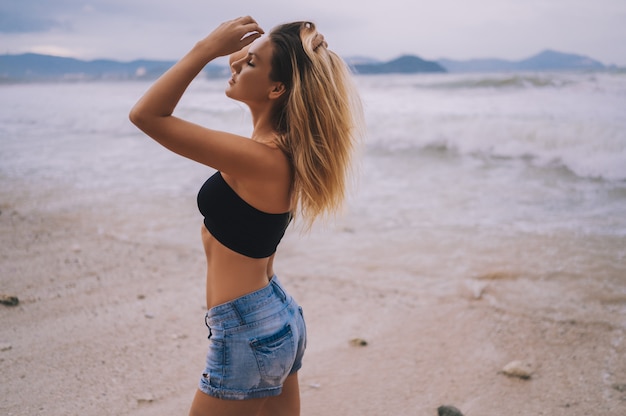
[269,22,364,228]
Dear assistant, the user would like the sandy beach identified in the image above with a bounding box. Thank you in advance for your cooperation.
[2,175,625,416]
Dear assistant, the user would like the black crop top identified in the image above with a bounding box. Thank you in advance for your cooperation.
[197,171,291,258]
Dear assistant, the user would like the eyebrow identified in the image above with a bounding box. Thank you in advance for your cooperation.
[247,52,261,61]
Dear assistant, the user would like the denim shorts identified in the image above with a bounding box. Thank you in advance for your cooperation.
[198,276,307,400]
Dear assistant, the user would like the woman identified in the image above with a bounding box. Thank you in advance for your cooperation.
[129,16,363,416]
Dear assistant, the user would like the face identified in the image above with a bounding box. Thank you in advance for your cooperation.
[225,36,282,107]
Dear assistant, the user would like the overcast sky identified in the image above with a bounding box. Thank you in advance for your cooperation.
[1,0,625,66]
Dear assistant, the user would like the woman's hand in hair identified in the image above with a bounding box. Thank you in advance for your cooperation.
[198,16,264,59]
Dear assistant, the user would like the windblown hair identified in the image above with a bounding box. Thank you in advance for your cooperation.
[269,21,364,228]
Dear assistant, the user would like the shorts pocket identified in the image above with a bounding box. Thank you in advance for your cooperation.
[250,324,295,382]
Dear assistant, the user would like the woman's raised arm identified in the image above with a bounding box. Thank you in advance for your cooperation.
[128,17,278,177]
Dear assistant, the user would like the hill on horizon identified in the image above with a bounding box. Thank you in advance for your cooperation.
[0,53,224,82]
[351,55,446,74]
[438,49,607,72]
[0,49,614,82]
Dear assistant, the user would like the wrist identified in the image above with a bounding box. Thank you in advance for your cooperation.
[191,38,220,63]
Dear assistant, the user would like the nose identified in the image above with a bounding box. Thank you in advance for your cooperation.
[231,57,244,74]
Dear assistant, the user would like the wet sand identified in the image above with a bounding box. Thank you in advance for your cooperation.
[1,179,625,416]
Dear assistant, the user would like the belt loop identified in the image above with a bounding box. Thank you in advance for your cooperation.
[272,278,287,303]
[204,313,212,339]
[231,302,246,325]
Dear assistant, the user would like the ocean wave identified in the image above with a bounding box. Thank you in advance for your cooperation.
[361,71,626,182]
[416,74,575,90]
[366,137,626,182]
[356,71,626,93]
[365,116,626,182]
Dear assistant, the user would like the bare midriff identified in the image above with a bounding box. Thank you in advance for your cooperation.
[201,225,275,310]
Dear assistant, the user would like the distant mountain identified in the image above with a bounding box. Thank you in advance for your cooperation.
[0,49,612,82]
[438,50,606,73]
[516,50,605,71]
[0,53,227,82]
[343,56,382,66]
[352,55,446,74]
[436,58,516,73]
[1,52,446,81]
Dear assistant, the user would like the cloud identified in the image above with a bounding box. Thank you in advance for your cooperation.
[0,0,70,33]
[0,15,60,34]
[0,0,625,66]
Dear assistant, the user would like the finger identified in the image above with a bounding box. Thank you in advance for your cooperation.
[241,22,264,35]
[237,15,258,25]
[240,31,262,46]
[234,15,263,34]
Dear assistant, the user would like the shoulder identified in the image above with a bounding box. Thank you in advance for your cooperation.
[222,144,293,213]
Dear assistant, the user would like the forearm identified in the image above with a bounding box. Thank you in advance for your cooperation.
[129,16,263,134]
[129,43,218,124]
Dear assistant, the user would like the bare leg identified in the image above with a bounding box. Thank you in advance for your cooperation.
[188,390,266,416]
[188,373,300,416]
[258,373,301,416]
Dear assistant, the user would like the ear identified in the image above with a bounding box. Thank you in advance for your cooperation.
[268,82,287,100]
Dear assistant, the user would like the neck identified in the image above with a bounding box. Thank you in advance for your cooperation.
[249,105,278,144]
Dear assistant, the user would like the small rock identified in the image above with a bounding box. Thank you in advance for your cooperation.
[612,383,626,392]
[136,393,155,404]
[0,294,19,306]
[0,343,12,352]
[501,360,532,379]
[137,294,146,300]
[460,279,488,300]
[144,313,155,319]
[349,338,368,347]
[438,405,464,416]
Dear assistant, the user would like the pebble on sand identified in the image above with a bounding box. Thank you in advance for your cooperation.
[612,383,626,392]
[501,360,533,379]
[437,405,464,416]
[136,393,155,404]
[349,338,368,347]
[0,294,19,306]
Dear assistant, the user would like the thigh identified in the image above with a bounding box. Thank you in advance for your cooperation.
[258,373,301,416]
[189,389,266,416]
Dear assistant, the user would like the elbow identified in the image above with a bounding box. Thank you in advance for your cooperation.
[128,104,145,129]
[128,104,168,134]
[128,104,156,135]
